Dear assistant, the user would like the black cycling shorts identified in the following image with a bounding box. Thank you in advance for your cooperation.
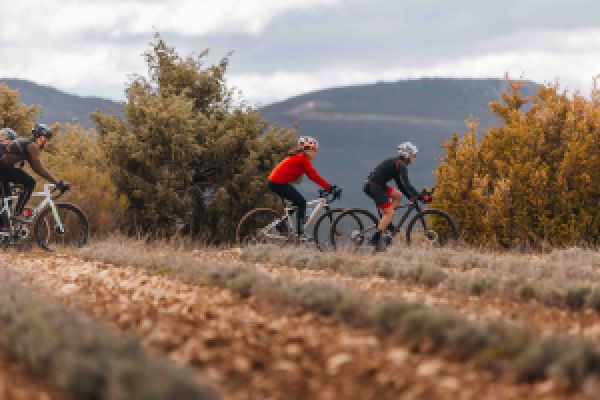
[363,181,394,209]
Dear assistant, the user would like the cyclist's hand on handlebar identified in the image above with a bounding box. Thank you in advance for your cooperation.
[56,180,70,192]
[416,193,432,203]
[329,185,342,198]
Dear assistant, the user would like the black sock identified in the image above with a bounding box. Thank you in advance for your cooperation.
[372,230,382,241]
[297,217,305,236]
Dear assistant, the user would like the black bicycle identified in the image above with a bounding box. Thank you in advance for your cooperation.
[236,187,343,250]
[328,188,458,252]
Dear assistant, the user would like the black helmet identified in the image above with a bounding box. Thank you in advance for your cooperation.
[32,123,53,139]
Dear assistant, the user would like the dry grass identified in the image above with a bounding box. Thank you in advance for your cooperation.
[0,268,216,400]
[79,237,600,389]
[241,244,600,312]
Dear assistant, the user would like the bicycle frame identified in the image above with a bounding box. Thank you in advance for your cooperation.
[394,201,425,234]
[374,200,429,236]
[260,197,329,241]
[0,183,64,238]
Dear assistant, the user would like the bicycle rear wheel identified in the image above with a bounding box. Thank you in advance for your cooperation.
[236,208,289,246]
[330,208,379,253]
[406,209,458,247]
[34,203,89,252]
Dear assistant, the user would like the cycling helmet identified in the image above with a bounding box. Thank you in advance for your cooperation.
[32,123,53,139]
[0,128,17,140]
[398,142,418,158]
[298,136,318,151]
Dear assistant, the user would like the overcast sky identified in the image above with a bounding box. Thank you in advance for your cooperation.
[1,0,599,105]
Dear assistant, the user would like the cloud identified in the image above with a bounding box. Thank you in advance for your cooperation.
[0,0,341,39]
[1,0,600,104]
[228,29,600,105]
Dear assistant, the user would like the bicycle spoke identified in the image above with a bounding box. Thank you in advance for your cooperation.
[406,210,458,247]
[236,208,288,246]
[35,204,88,251]
[331,209,378,253]
[313,208,344,251]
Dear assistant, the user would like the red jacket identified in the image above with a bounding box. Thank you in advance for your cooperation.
[268,152,331,190]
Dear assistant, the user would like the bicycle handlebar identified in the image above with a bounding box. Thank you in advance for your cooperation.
[319,187,342,204]
[51,183,70,200]
[393,188,435,209]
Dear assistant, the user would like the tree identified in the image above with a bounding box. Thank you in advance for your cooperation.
[41,124,127,235]
[92,36,295,241]
[432,80,600,247]
[0,84,39,134]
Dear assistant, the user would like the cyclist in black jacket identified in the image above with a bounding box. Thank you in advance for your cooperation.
[363,142,421,249]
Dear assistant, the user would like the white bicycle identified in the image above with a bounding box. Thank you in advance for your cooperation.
[236,187,343,250]
[0,183,88,251]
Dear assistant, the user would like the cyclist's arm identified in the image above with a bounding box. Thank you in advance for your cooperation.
[26,143,57,184]
[395,163,418,198]
[302,155,331,190]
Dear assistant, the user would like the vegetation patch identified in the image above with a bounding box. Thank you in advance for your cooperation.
[0,269,216,400]
[80,238,600,389]
[241,244,600,313]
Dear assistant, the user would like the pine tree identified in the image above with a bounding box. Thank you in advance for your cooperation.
[92,36,296,240]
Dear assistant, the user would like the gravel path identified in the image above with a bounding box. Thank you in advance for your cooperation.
[4,252,588,400]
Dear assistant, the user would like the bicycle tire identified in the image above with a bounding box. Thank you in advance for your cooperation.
[313,208,344,251]
[236,208,288,246]
[330,208,379,252]
[405,209,458,246]
[34,203,89,252]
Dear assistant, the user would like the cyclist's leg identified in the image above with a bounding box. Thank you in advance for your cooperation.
[383,188,402,231]
[6,168,35,216]
[268,181,306,235]
[0,160,16,205]
[364,183,392,246]
[0,177,8,230]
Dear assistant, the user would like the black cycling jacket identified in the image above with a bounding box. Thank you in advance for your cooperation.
[367,156,419,198]
[1,138,57,183]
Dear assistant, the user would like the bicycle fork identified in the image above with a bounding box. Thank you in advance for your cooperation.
[50,203,65,234]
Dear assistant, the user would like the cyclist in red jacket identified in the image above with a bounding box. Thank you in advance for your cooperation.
[268,136,337,236]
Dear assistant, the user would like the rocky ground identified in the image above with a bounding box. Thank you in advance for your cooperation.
[0,354,65,400]
[1,246,599,399]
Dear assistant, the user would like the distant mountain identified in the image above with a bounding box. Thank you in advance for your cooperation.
[261,78,538,208]
[0,77,539,209]
[0,78,121,128]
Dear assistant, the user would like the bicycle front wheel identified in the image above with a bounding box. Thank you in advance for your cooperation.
[34,203,89,251]
[406,209,458,247]
[236,208,289,246]
[313,208,344,251]
[330,208,379,253]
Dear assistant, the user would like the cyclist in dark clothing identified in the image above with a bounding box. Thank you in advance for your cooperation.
[0,124,67,221]
[364,142,421,249]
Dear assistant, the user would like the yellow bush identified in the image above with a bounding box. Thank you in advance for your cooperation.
[40,124,127,235]
[433,81,600,247]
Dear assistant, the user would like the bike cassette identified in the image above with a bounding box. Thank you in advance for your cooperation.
[425,230,438,242]
[351,230,364,244]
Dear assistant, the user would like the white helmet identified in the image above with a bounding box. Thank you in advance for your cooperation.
[0,128,17,141]
[298,136,318,151]
[398,142,418,158]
